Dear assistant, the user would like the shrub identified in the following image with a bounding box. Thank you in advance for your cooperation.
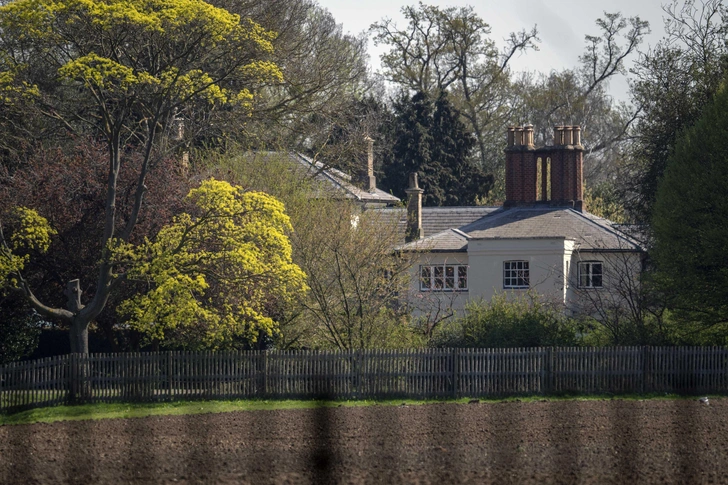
[432,293,582,348]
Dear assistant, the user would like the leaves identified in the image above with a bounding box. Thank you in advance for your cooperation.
[0,207,56,289]
[112,179,307,349]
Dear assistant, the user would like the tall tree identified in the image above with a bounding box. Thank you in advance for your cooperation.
[513,13,648,185]
[0,0,282,353]
[380,90,491,205]
[651,77,728,330]
[371,2,538,173]
[625,0,728,225]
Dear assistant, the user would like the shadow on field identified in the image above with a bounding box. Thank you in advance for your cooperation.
[310,394,337,485]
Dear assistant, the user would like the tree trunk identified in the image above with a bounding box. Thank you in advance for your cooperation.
[69,319,89,354]
[65,279,89,354]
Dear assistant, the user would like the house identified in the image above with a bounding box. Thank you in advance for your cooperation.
[397,125,644,317]
[240,138,400,209]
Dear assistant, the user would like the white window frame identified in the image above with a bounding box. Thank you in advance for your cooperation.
[578,261,603,289]
[420,264,468,292]
[503,260,529,289]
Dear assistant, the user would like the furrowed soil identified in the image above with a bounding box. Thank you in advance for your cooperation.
[1,399,727,484]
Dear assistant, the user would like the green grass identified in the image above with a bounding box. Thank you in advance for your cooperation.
[0,398,453,425]
[0,393,702,426]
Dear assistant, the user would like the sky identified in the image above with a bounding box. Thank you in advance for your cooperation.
[316,0,670,103]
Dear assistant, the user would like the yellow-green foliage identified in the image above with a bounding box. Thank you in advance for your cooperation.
[0,0,282,107]
[112,179,307,349]
[0,207,56,289]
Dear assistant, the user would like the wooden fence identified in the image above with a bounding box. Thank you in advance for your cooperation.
[2,347,728,413]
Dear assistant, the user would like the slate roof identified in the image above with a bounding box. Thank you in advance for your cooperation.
[289,153,400,205]
[398,228,470,253]
[237,151,400,205]
[399,206,643,252]
[374,206,499,243]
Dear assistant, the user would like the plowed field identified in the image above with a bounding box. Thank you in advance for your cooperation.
[2,398,727,484]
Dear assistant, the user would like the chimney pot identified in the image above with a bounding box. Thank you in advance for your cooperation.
[507,126,515,147]
[524,124,534,146]
[515,127,524,146]
[572,126,581,146]
[563,126,573,146]
[554,126,564,145]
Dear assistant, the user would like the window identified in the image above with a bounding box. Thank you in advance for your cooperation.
[578,261,603,288]
[420,264,467,291]
[503,260,529,289]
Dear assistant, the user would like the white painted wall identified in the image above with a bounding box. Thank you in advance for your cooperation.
[407,239,643,319]
[467,238,575,305]
[408,252,470,318]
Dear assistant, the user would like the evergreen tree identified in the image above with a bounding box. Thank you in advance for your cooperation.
[652,78,728,329]
[432,92,492,205]
[381,90,492,206]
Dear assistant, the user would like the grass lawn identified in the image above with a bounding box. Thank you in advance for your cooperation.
[0,393,695,426]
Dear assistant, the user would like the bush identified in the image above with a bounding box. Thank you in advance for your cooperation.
[432,293,582,348]
[0,296,41,364]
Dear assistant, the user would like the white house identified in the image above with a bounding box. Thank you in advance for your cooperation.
[397,125,644,317]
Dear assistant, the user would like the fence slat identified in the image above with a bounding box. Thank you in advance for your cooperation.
[6,346,728,413]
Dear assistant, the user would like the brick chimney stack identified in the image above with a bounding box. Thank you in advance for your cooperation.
[405,172,424,242]
[504,124,584,211]
[550,125,584,211]
[364,135,376,192]
[504,124,538,207]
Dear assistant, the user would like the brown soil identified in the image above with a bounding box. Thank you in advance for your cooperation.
[1,398,727,484]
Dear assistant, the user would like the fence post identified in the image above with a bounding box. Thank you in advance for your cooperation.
[167,352,173,400]
[256,351,268,397]
[544,347,552,395]
[354,349,361,400]
[452,348,459,399]
[642,346,650,394]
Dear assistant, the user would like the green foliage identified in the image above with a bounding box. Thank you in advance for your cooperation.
[626,0,728,225]
[432,294,581,348]
[112,179,307,349]
[206,150,422,350]
[381,90,492,206]
[0,296,41,364]
[0,207,56,290]
[652,79,728,329]
[371,3,538,173]
[583,183,626,223]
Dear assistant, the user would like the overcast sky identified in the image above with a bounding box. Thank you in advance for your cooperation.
[316,0,670,103]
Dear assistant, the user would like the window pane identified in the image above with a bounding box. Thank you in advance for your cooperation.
[458,266,468,289]
[445,265,455,289]
[504,261,528,288]
[420,266,431,290]
[434,266,444,289]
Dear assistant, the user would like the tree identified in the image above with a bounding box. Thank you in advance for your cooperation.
[651,77,728,330]
[512,13,648,186]
[380,90,492,205]
[111,179,307,349]
[0,294,41,364]
[625,0,728,225]
[290,200,419,350]
[206,151,422,350]
[371,2,538,173]
[0,140,193,352]
[0,0,282,353]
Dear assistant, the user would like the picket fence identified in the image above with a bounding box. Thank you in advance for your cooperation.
[2,347,728,413]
